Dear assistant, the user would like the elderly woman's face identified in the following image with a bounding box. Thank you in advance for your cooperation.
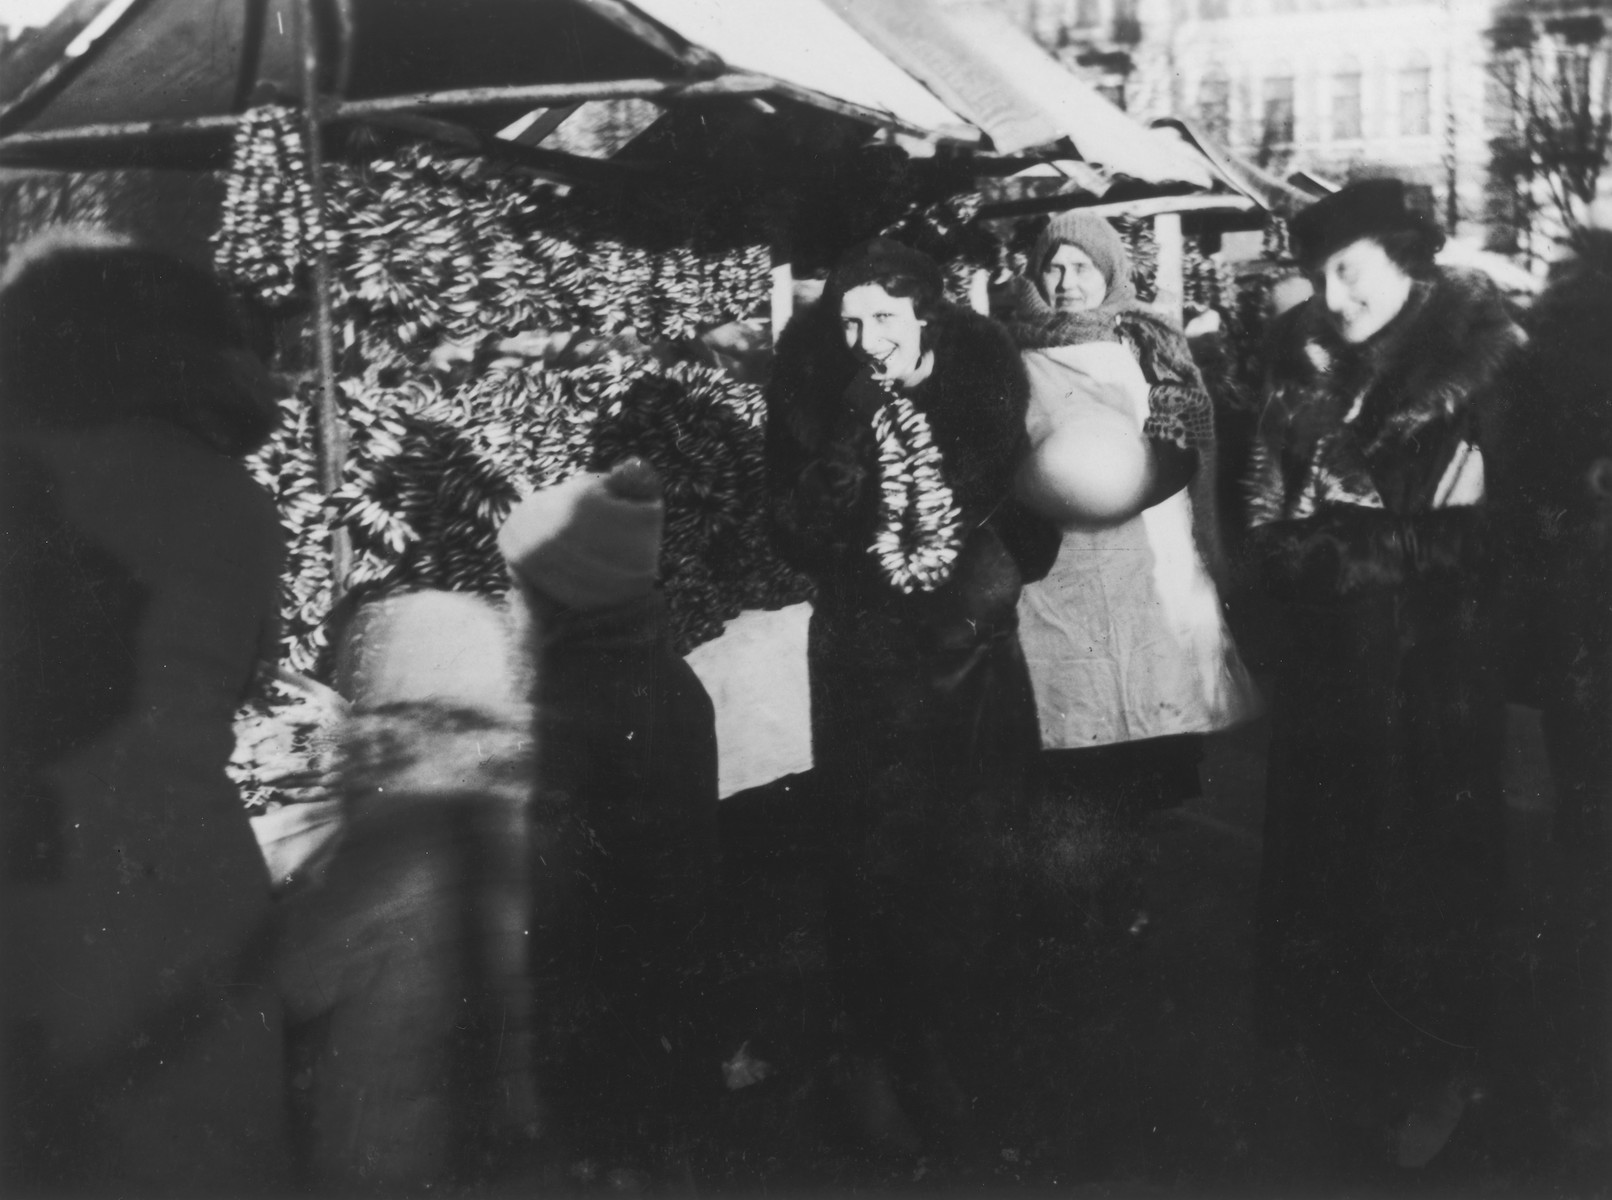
[1042,244,1108,314]
[1316,237,1414,344]
[840,283,927,386]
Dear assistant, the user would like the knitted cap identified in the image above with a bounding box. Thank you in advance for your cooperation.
[498,457,665,610]
[1289,178,1444,272]
[1031,211,1130,294]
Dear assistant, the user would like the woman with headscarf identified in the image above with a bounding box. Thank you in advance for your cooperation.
[765,238,1058,1153]
[1000,212,1256,879]
[1245,178,1525,1165]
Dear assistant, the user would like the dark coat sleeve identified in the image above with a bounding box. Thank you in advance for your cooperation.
[762,301,876,578]
[923,309,1061,585]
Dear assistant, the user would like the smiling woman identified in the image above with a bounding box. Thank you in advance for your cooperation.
[1246,177,1527,1167]
[764,238,1059,1155]
[838,282,933,388]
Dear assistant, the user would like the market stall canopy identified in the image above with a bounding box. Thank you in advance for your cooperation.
[822,0,1210,185]
[1149,117,1309,213]
[0,0,1210,187]
[621,0,973,143]
[969,125,1286,225]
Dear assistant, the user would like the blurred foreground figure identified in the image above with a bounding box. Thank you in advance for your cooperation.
[499,458,720,1175]
[0,231,291,1193]
[1501,228,1612,1139]
[1246,180,1524,1167]
[274,591,546,1192]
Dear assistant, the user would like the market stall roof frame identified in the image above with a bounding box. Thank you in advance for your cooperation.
[0,0,1212,194]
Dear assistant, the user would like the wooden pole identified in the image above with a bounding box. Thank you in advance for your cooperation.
[769,252,794,340]
[1152,211,1184,325]
[296,0,351,592]
[968,268,990,316]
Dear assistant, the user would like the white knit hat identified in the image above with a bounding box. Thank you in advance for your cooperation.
[497,458,665,610]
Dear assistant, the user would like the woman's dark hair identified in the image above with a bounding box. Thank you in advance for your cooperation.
[0,229,280,456]
[822,238,948,326]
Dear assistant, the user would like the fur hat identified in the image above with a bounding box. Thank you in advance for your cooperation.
[1289,178,1445,272]
[498,458,664,611]
[1030,211,1130,293]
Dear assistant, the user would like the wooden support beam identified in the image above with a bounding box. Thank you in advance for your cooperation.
[357,112,647,189]
[296,0,350,591]
[0,72,978,161]
[1153,211,1184,325]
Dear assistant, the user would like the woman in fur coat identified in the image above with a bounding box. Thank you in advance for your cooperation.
[1245,179,1524,1163]
[765,239,1057,1152]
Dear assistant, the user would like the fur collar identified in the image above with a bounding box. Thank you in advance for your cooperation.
[1265,266,1523,466]
[769,297,1027,467]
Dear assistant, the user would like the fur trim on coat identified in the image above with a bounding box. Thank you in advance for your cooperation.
[765,297,1060,621]
[1247,266,1524,601]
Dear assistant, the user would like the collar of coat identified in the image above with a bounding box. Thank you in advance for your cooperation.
[1265,266,1525,462]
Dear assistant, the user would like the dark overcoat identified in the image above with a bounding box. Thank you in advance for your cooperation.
[764,297,1056,1059]
[1245,266,1524,1069]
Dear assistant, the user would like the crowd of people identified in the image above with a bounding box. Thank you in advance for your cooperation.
[1,176,1608,1195]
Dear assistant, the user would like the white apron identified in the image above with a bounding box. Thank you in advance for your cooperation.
[1016,343,1258,749]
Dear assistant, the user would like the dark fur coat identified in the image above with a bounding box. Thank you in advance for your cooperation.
[1247,266,1523,597]
[1247,267,1526,1067]
[764,299,1054,1068]
[767,298,1058,613]
[765,299,1056,728]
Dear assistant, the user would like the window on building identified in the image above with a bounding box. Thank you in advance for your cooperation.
[1111,0,1140,42]
[1263,74,1295,145]
[1558,47,1593,109]
[1332,67,1362,140]
[1199,69,1232,142]
[1399,62,1431,136]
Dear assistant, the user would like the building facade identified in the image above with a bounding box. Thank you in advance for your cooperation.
[1000,0,1609,250]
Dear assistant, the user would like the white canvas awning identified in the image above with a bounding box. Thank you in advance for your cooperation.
[624,0,977,142]
[821,0,1212,184]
